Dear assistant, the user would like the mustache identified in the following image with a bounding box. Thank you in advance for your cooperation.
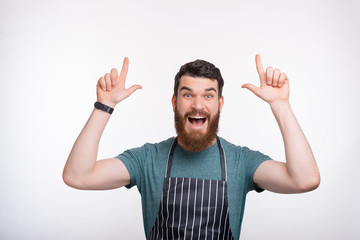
[184,109,211,119]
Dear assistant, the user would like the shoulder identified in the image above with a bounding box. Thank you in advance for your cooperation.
[142,137,175,154]
[218,137,245,155]
[119,137,175,159]
[151,137,175,149]
[218,136,271,161]
[115,137,175,180]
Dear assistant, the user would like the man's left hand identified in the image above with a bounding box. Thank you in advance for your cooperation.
[242,54,289,103]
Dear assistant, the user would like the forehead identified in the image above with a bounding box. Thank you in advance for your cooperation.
[178,75,218,92]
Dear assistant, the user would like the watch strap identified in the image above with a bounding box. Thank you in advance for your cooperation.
[94,101,114,114]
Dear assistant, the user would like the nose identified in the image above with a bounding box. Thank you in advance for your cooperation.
[191,96,204,110]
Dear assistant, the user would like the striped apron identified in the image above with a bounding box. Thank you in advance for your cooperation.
[148,137,234,240]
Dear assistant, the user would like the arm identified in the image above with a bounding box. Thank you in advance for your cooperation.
[242,54,320,193]
[63,57,142,190]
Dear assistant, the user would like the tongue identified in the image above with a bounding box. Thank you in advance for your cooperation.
[190,118,205,126]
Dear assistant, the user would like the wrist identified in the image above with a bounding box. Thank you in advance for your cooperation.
[96,98,116,108]
[269,99,290,109]
[94,101,114,114]
[269,100,292,119]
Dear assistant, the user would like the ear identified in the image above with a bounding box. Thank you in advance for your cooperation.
[171,95,176,112]
[219,96,224,112]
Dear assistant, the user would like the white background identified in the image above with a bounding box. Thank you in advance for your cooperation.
[1,0,359,239]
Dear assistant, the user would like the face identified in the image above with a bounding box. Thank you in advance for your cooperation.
[172,75,224,152]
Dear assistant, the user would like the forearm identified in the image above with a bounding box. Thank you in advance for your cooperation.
[63,108,111,186]
[270,100,320,190]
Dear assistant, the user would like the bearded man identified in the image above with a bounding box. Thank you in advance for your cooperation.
[63,55,320,240]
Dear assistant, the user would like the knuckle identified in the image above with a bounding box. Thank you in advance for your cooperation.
[99,77,105,85]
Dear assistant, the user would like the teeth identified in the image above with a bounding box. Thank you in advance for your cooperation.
[191,116,205,119]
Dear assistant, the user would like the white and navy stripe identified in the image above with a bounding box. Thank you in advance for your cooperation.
[148,137,234,240]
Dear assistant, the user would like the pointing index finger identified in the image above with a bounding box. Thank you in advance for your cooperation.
[255,54,266,84]
[119,57,129,83]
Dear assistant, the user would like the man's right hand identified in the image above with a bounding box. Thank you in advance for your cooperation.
[96,57,142,108]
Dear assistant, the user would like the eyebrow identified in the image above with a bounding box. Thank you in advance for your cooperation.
[179,86,217,93]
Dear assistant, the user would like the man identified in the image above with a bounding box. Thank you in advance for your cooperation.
[63,54,320,239]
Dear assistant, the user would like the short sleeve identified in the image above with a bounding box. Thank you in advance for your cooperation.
[116,146,147,189]
[242,147,271,193]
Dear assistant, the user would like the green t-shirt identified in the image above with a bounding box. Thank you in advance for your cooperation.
[116,137,270,239]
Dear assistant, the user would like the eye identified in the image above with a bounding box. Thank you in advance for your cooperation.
[184,93,192,98]
[205,94,213,99]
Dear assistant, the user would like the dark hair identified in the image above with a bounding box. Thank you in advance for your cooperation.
[174,59,224,98]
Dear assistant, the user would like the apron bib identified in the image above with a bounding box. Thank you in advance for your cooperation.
[148,137,234,240]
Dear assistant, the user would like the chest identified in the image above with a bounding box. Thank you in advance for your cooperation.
[170,148,223,181]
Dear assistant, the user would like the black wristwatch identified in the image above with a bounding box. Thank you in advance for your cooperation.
[94,102,114,114]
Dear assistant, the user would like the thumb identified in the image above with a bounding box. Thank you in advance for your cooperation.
[242,83,259,94]
[125,84,142,98]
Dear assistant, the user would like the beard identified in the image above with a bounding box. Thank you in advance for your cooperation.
[174,106,220,152]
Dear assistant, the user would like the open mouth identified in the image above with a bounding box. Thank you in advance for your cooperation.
[188,116,207,127]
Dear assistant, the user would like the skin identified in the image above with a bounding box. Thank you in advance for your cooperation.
[63,58,138,190]
[172,75,224,151]
[63,55,320,194]
[243,54,320,193]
